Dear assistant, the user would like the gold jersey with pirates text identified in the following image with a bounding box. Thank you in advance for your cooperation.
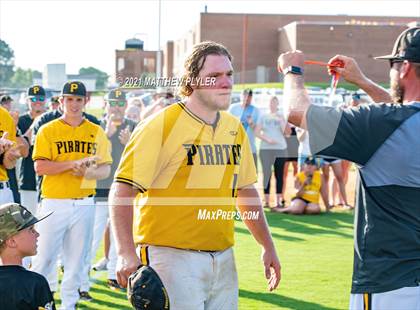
[0,107,17,181]
[32,118,112,199]
[115,102,257,251]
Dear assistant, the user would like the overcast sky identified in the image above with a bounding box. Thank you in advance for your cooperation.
[0,0,419,76]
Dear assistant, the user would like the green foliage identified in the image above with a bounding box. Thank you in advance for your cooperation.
[79,67,109,89]
[0,39,15,85]
[9,68,41,88]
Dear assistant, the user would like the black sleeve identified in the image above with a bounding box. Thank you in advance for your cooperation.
[84,112,101,125]
[33,113,53,136]
[127,119,138,131]
[17,116,25,133]
[34,276,56,310]
[100,119,107,129]
[306,103,420,166]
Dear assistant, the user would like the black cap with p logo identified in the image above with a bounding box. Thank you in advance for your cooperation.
[107,88,126,101]
[27,85,46,97]
[62,81,87,97]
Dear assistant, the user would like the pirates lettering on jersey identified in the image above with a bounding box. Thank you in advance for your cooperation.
[183,143,242,166]
[55,140,98,155]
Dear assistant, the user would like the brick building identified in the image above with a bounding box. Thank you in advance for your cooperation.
[115,38,157,85]
[167,13,418,83]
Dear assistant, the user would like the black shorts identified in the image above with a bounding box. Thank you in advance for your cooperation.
[291,197,311,204]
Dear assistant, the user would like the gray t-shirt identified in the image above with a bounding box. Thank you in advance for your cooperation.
[257,113,287,150]
[307,103,420,294]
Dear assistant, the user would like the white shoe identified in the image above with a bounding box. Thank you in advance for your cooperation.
[92,257,109,271]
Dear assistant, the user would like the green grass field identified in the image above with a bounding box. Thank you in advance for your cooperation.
[54,210,354,310]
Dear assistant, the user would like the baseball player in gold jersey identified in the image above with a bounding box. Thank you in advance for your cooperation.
[0,106,21,205]
[32,81,112,310]
[110,41,281,309]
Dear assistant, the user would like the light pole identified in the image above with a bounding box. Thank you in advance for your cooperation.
[156,0,162,79]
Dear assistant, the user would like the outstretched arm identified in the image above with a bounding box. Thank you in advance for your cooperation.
[328,55,391,103]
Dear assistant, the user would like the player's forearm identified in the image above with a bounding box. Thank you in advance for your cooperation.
[84,164,111,180]
[236,186,275,250]
[17,137,29,158]
[34,159,75,176]
[284,75,310,129]
[358,77,392,103]
[109,182,138,256]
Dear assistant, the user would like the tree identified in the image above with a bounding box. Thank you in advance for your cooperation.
[79,67,109,89]
[0,39,15,86]
[9,68,41,88]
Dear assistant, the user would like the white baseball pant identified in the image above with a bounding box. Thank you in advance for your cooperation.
[32,197,95,310]
[0,182,14,204]
[135,245,238,310]
[20,189,39,269]
[350,286,420,310]
[20,189,39,214]
[80,200,117,291]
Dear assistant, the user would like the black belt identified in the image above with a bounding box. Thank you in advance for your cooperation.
[71,194,94,200]
[0,181,10,189]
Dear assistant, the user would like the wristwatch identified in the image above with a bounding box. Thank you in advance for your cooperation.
[283,66,303,76]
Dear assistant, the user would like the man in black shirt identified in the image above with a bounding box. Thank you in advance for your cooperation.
[279,27,420,309]
[18,85,48,214]
[0,202,55,310]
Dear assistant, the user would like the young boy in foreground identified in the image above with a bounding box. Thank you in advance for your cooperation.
[0,203,55,309]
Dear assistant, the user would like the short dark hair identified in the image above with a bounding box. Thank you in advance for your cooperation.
[0,95,12,104]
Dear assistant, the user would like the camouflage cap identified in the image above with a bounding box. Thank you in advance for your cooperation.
[0,203,51,245]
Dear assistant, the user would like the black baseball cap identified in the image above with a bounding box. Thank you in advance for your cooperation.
[127,265,170,310]
[62,81,87,97]
[27,85,46,97]
[50,96,60,104]
[375,27,420,63]
[107,88,126,101]
[0,95,13,104]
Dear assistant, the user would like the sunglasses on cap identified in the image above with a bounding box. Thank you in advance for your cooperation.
[109,101,126,107]
[30,96,45,103]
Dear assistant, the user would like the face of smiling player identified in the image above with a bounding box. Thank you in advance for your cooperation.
[60,95,86,119]
[192,54,234,112]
